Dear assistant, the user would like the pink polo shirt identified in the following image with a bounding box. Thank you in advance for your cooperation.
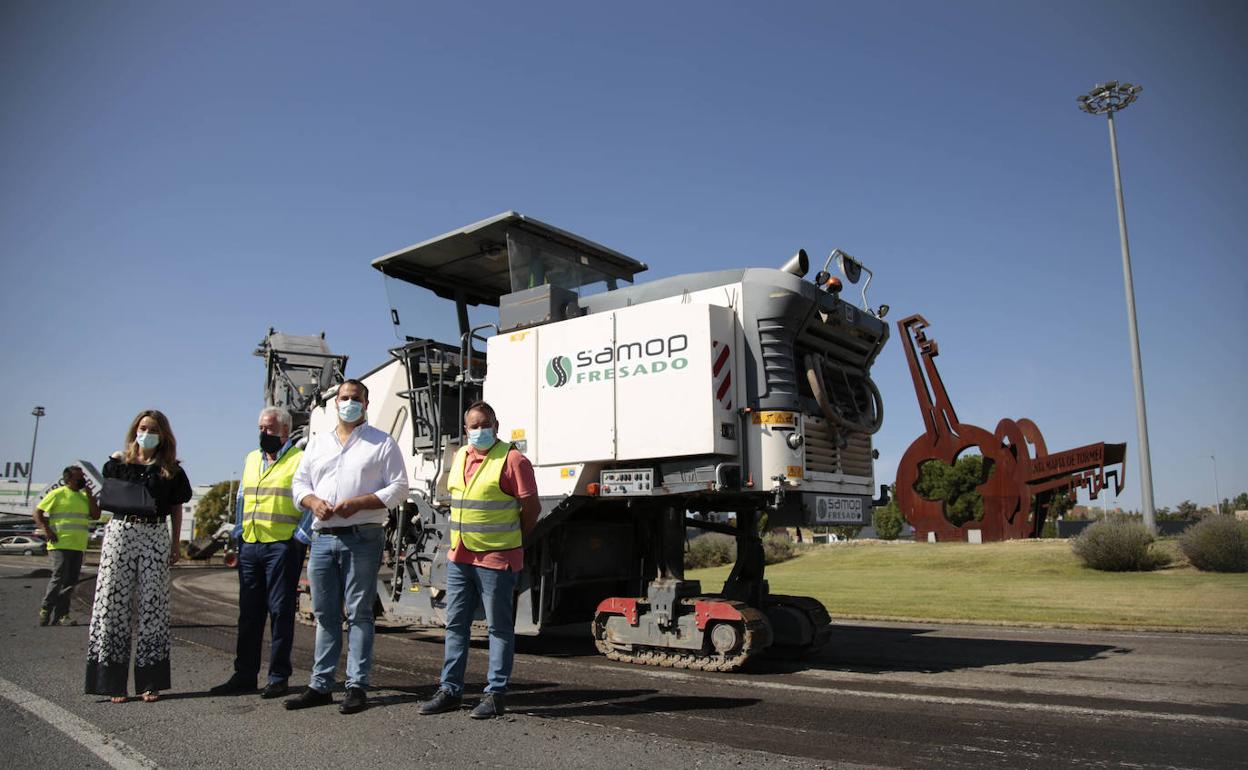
[447,443,538,572]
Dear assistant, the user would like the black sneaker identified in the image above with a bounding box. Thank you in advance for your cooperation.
[339,686,368,715]
[260,681,289,699]
[209,675,258,696]
[469,692,506,719]
[284,687,333,710]
[418,689,462,715]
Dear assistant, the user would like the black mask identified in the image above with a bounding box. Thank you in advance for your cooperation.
[259,432,285,454]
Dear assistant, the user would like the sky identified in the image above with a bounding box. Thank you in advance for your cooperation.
[1,0,1244,512]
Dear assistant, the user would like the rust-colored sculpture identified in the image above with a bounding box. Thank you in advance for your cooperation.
[896,315,1126,542]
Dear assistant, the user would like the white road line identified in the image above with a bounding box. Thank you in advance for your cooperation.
[600,666,1248,729]
[0,677,158,770]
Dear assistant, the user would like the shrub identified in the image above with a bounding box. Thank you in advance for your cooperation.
[1071,515,1168,571]
[685,533,735,569]
[1041,517,1059,539]
[873,494,906,540]
[829,525,863,541]
[1180,515,1248,572]
[762,532,797,564]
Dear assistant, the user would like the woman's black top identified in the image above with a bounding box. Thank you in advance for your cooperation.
[102,458,193,515]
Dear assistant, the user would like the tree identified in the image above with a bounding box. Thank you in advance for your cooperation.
[873,485,905,540]
[194,480,239,539]
[1218,493,1248,516]
[916,455,994,526]
[1041,491,1071,538]
[1050,491,1072,519]
[1176,499,1199,520]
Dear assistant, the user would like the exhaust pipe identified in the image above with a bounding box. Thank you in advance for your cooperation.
[779,249,809,278]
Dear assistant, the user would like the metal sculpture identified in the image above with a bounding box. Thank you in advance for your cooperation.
[896,314,1126,542]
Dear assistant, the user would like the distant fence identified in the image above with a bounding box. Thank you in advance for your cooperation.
[1057,519,1198,538]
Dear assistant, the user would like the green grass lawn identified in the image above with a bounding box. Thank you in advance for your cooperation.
[686,539,1248,633]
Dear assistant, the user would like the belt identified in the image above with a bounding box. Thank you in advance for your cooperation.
[118,514,167,524]
[317,523,383,536]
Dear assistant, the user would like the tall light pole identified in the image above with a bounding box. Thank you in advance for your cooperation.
[1210,454,1221,515]
[24,406,46,505]
[1077,80,1157,534]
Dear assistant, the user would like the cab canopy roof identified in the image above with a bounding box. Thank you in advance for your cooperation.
[370,211,648,307]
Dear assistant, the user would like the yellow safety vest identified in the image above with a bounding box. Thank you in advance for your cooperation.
[448,441,522,552]
[39,487,91,552]
[241,447,303,543]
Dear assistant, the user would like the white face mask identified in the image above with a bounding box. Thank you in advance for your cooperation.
[338,399,364,423]
[467,427,495,450]
[135,432,161,450]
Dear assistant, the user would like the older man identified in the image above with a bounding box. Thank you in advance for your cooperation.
[211,406,312,699]
[419,401,540,719]
[286,379,408,715]
[34,466,100,626]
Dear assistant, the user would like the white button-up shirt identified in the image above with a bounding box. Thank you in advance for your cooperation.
[291,422,409,529]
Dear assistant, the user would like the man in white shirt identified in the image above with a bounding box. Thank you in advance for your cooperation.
[284,378,408,715]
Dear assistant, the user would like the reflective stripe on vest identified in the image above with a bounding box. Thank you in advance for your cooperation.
[447,441,522,552]
[46,495,91,551]
[241,447,303,543]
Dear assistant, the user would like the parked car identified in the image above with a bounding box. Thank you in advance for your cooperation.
[0,535,47,556]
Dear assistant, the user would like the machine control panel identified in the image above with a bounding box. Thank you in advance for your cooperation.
[600,469,654,496]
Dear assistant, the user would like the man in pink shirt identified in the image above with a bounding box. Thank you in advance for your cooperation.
[418,401,540,719]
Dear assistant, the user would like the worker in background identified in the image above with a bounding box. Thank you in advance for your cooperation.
[33,465,100,626]
[286,379,408,715]
[210,406,312,699]
[419,400,540,719]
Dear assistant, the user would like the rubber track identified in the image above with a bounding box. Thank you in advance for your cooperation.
[593,599,772,673]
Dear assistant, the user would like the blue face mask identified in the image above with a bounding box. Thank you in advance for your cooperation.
[135,432,161,450]
[337,399,364,423]
[468,427,495,450]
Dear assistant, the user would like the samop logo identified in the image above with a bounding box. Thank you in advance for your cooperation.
[546,356,573,387]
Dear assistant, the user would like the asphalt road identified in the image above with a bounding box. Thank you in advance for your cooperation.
[1,555,1245,769]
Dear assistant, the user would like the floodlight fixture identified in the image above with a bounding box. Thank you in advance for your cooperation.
[1077,81,1142,115]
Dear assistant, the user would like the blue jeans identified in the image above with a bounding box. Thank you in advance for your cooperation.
[308,527,384,692]
[235,539,304,684]
[439,560,518,696]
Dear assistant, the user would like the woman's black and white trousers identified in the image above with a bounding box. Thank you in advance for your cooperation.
[85,518,172,696]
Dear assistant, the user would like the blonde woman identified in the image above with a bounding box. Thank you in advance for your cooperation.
[86,409,192,703]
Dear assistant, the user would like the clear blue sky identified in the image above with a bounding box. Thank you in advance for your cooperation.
[2,1,1244,511]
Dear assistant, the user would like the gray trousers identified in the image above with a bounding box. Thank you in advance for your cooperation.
[42,549,85,619]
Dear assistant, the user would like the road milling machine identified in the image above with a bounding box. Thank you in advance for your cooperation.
[301,212,890,671]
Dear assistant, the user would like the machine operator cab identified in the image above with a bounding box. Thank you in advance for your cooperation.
[373,210,649,341]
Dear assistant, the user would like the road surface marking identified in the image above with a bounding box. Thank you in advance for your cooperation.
[603,666,1247,729]
[0,677,158,769]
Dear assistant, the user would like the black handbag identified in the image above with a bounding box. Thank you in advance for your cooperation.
[99,477,159,517]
